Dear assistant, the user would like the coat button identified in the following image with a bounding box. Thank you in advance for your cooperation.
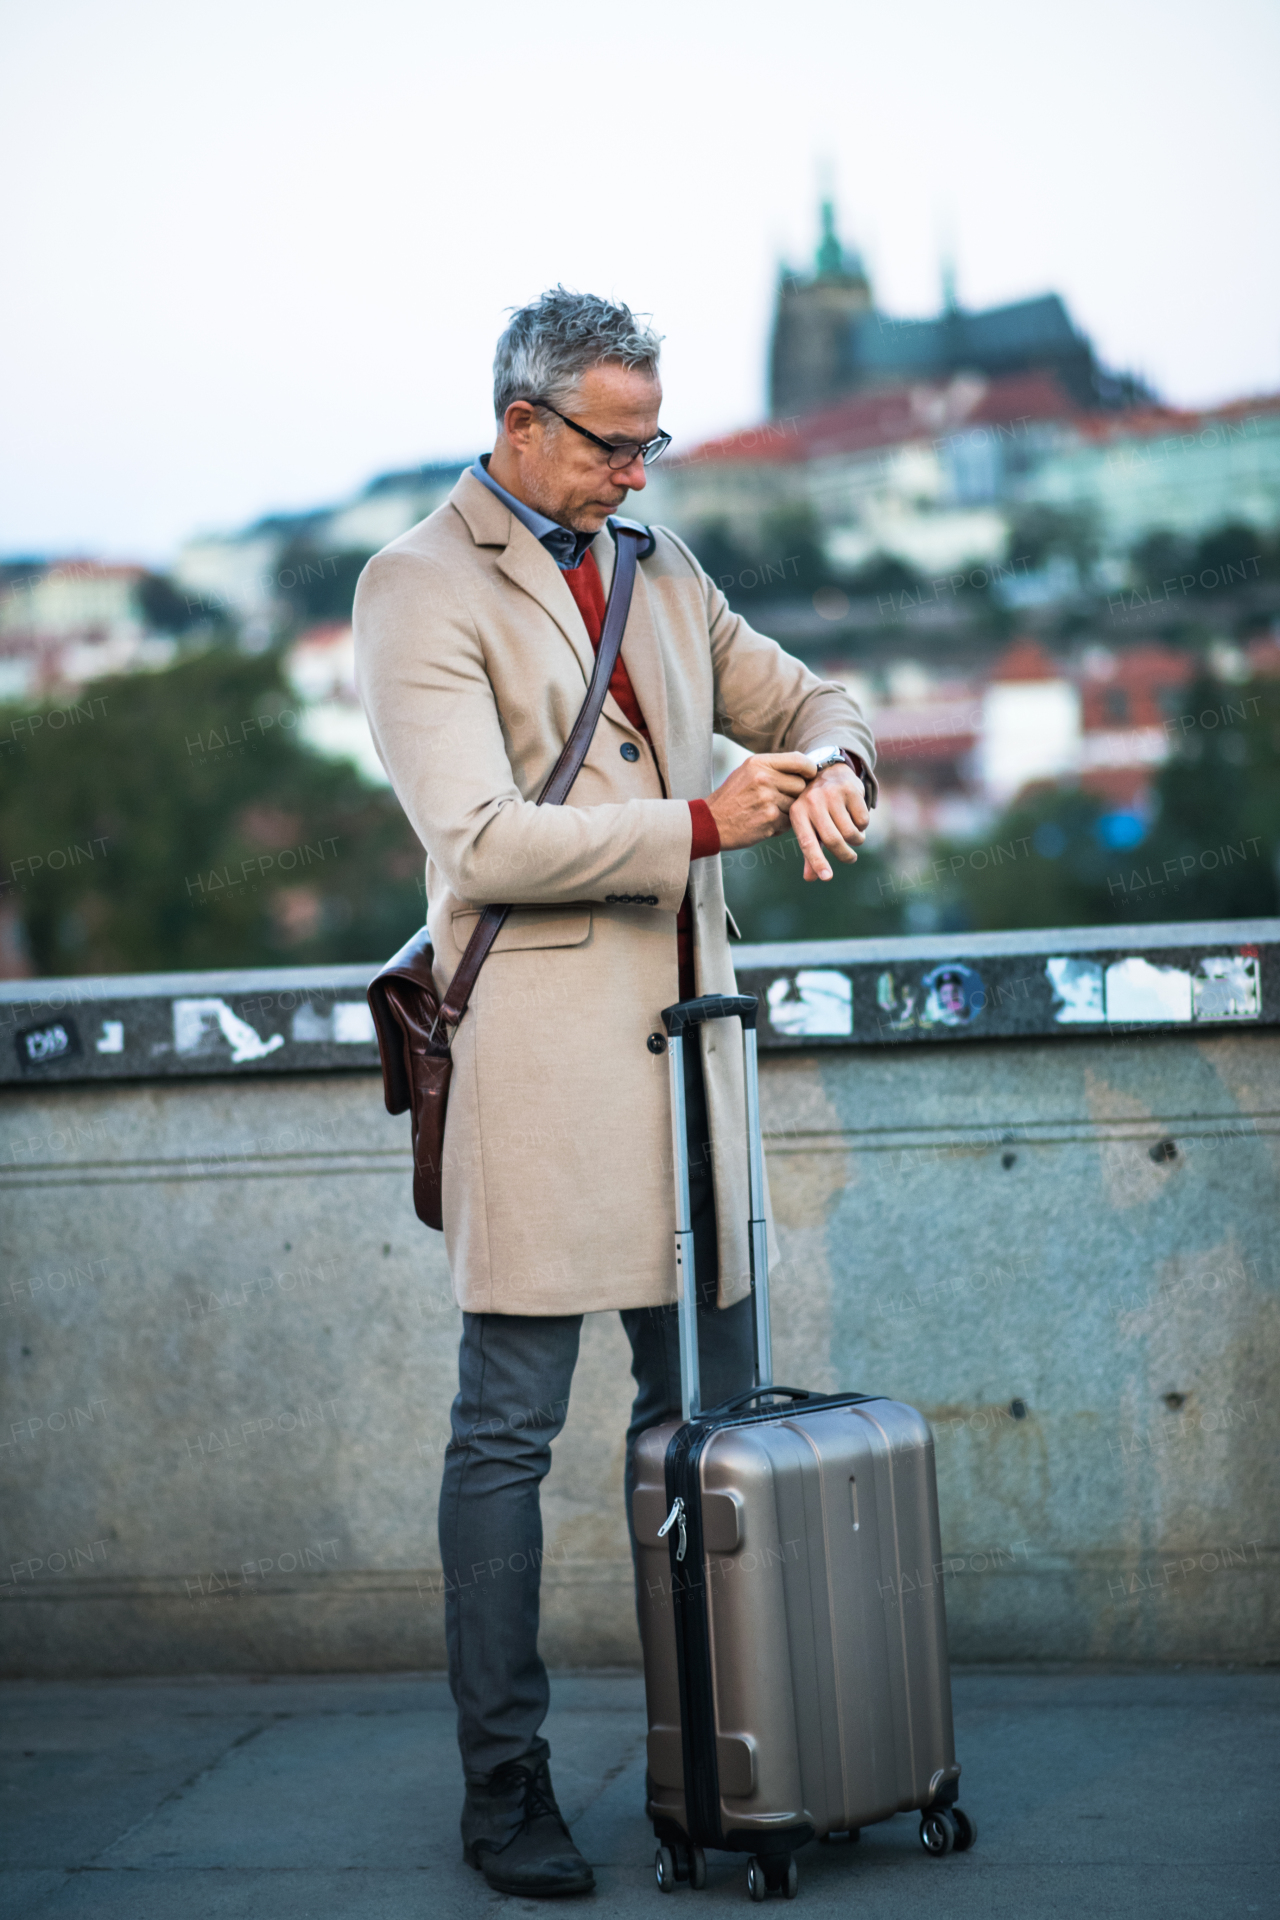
[647,1032,666,1054]
[620,741,640,761]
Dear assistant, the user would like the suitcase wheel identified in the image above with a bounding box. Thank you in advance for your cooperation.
[951,1807,977,1851]
[655,1842,707,1893]
[746,1854,798,1900]
[919,1808,958,1856]
[919,1805,977,1856]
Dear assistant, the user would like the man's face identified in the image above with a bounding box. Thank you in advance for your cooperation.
[493,361,663,534]
[938,974,965,1016]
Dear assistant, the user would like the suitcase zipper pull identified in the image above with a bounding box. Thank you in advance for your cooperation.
[658,1496,687,1562]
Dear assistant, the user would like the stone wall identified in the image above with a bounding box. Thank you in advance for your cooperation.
[2,923,1276,1673]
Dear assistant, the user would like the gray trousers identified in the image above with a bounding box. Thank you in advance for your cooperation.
[437,1042,755,1780]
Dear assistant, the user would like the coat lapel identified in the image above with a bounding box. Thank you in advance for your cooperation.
[449,475,674,777]
[591,527,673,792]
[496,538,596,687]
[450,471,595,687]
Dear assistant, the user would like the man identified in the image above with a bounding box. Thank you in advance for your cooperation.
[354,288,875,1897]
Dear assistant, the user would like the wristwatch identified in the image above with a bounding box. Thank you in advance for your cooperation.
[808,742,866,782]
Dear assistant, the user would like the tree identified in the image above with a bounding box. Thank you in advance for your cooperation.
[1191,522,1278,587]
[1137,671,1280,920]
[953,673,1280,930]
[0,647,426,976]
[722,831,903,944]
[136,571,208,635]
[1128,521,1280,600]
[1128,528,1195,595]
[276,542,375,626]
[1007,503,1099,576]
[686,506,840,608]
[944,788,1117,930]
[753,505,839,600]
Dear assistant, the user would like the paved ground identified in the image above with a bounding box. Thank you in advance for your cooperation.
[2,1668,1276,1918]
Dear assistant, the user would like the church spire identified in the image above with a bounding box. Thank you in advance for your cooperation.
[813,196,868,288]
[816,197,843,277]
[770,195,873,415]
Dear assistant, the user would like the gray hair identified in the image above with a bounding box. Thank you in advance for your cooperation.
[493,287,662,424]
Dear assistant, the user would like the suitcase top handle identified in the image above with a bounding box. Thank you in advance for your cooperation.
[662,993,758,1037]
[711,1385,814,1413]
[693,1385,881,1427]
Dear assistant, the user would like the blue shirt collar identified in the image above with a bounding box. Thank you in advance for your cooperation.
[471,455,598,571]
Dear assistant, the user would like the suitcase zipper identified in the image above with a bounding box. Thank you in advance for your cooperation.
[665,1428,720,1846]
[658,1496,687,1562]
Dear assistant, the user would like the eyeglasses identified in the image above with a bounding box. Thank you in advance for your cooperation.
[526,399,672,470]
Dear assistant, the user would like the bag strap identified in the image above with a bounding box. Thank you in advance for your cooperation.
[439,520,650,1029]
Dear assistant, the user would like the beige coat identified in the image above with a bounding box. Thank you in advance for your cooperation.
[353,470,875,1316]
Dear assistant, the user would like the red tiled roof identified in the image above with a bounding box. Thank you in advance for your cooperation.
[675,372,1081,469]
[1080,767,1154,808]
[28,560,148,581]
[294,621,353,648]
[1245,636,1280,678]
[1071,390,1280,446]
[989,637,1060,683]
[676,381,1280,470]
[1080,645,1194,730]
[871,701,980,764]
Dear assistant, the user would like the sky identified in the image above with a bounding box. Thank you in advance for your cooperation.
[2,0,1278,563]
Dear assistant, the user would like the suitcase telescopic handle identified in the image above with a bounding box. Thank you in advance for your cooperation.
[660,994,772,1422]
[661,993,758,1036]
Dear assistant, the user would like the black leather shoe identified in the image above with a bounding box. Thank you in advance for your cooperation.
[462,1753,595,1898]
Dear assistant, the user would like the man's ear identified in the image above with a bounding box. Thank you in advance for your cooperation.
[502,400,540,451]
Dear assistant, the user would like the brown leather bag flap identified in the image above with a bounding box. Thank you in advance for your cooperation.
[366,927,440,1116]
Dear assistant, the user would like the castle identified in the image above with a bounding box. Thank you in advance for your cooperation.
[768,201,1152,418]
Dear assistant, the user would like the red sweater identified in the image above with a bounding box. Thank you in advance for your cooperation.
[562,551,719,1000]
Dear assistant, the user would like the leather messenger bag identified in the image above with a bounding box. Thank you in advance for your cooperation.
[366,517,653,1230]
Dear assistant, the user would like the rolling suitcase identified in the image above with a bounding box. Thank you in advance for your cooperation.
[633,993,976,1900]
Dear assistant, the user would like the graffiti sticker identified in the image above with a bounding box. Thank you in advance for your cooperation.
[16,1019,81,1071]
[766,970,853,1038]
[921,963,986,1028]
[1047,957,1105,1024]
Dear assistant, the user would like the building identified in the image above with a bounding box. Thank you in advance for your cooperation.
[769,200,1152,418]
[768,201,876,419]
[977,638,1083,805]
[173,459,468,628]
[716,625,1280,875]
[0,561,174,702]
[283,621,387,787]
[645,373,1280,606]
[828,635,1228,850]
[650,368,1080,579]
[1020,396,1280,553]
[1075,643,1198,811]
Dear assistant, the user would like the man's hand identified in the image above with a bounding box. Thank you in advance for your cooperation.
[706,752,818,851]
[789,763,870,881]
